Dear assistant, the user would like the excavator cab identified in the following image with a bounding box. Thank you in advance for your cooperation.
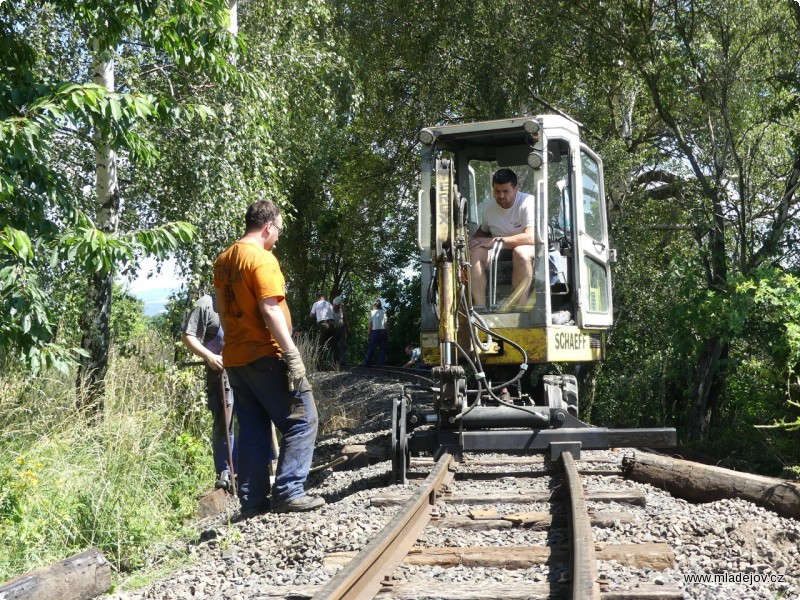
[389,116,675,484]
[417,116,614,370]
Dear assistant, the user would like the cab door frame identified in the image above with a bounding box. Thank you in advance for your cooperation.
[573,143,613,328]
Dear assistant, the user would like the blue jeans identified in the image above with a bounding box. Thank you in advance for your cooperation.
[227,356,319,510]
[364,329,388,366]
[206,369,236,476]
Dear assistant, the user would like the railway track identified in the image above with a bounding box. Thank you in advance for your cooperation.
[84,369,800,600]
[311,449,682,600]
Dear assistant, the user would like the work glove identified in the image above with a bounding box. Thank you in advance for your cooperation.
[283,349,306,392]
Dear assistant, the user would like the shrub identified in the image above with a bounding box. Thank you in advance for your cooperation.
[0,330,214,580]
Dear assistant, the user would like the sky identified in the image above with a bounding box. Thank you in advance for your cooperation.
[126,257,184,316]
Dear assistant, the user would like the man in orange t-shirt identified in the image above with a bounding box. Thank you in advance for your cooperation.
[214,200,324,516]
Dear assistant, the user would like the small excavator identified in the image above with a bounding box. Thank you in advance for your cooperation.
[391,116,675,483]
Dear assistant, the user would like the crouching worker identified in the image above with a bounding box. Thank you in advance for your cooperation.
[214,199,324,517]
[402,344,422,369]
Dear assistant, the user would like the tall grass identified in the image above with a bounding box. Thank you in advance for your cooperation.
[293,330,323,377]
[0,330,213,581]
[0,327,358,583]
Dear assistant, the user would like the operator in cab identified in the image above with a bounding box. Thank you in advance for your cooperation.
[468,168,536,309]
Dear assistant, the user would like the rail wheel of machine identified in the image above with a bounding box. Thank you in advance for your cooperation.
[390,396,409,484]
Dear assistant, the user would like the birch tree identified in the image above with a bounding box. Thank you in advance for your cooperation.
[0,1,242,399]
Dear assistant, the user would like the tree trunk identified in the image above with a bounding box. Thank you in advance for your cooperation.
[687,336,727,442]
[227,0,238,35]
[0,548,111,600]
[76,271,114,406]
[622,451,800,520]
[76,43,118,408]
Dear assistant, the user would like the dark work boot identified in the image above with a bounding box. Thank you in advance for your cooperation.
[215,470,232,491]
[271,495,325,513]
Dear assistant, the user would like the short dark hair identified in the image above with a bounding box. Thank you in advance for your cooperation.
[492,168,518,187]
[316,293,325,300]
[245,200,280,232]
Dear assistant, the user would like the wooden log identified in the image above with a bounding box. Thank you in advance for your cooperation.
[251,583,563,599]
[0,548,111,600]
[599,585,684,600]
[595,542,675,570]
[323,543,674,571]
[431,515,515,530]
[589,511,638,527]
[376,581,561,599]
[334,444,370,471]
[451,472,549,480]
[622,451,800,520]
[378,582,683,600]
[371,489,646,507]
[409,454,621,468]
[248,585,317,599]
[424,470,622,481]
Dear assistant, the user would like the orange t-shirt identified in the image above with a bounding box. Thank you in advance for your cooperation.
[213,240,293,367]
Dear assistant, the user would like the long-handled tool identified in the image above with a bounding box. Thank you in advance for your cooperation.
[218,369,237,495]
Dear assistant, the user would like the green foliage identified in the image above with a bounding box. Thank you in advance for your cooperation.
[0,227,86,373]
[381,272,421,365]
[0,329,213,578]
[110,284,147,355]
[149,289,191,346]
[0,0,242,375]
[0,220,194,374]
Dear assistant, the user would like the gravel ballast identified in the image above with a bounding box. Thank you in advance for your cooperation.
[105,371,800,600]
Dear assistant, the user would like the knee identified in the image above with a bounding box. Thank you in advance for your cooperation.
[512,245,535,261]
[471,246,488,263]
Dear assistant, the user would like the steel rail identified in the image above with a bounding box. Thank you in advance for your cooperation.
[313,450,455,600]
[561,451,601,599]
[348,365,434,387]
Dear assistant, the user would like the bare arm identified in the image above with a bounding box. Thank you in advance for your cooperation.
[499,226,536,249]
[468,227,492,250]
[469,226,535,251]
[181,333,223,371]
[259,297,298,354]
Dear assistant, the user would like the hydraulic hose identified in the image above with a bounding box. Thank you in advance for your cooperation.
[447,289,538,420]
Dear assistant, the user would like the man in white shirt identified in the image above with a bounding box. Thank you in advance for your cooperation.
[468,168,536,308]
[364,299,388,366]
[310,293,335,367]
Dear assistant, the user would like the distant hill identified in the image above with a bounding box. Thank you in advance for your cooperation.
[134,287,173,316]
[128,258,183,316]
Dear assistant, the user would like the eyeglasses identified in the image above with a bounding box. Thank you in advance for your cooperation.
[271,221,283,235]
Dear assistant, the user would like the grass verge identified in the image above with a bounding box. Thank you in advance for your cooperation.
[0,331,214,582]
